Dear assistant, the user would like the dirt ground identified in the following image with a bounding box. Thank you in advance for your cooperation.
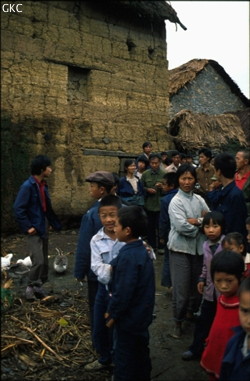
[1,229,208,381]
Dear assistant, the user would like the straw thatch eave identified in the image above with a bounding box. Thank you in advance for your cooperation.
[90,0,186,30]
[169,59,209,96]
[168,109,247,151]
[169,59,250,106]
[225,108,250,145]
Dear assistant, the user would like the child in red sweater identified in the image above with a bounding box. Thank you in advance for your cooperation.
[200,250,245,380]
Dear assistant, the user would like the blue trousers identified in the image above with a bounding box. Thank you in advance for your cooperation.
[93,283,113,364]
[161,245,172,287]
[113,327,151,381]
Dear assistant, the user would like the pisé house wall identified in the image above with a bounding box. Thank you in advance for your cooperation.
[1,1,173,232]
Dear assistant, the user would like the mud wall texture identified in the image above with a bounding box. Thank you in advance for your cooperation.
[1,1,173,232]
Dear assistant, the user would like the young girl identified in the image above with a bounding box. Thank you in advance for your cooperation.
[117,159,144,206]
[200,250,245,380]
[219,277,250,381]
[182,211,225,360]
[222,232,250,278]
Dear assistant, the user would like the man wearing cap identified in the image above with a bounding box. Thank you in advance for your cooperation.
[74,171,115,333]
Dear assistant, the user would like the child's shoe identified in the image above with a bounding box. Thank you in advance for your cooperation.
[182,350,196,360]
[84,359,109,371]
[25,286,36,301]
[33,286,47,299]
[170,322,182,339]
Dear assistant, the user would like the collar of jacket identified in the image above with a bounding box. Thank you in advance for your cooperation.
[220,180,235,195]
[178,188,194,199]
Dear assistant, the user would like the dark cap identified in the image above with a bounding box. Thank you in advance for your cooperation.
[85,171,115,186]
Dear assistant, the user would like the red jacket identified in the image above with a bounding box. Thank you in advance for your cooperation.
[200,294,240,379]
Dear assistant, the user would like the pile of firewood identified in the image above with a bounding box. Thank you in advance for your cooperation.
[1,289,111,381]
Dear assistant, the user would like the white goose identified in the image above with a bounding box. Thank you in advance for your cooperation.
[1,253,13,270]
[16,256,32,267]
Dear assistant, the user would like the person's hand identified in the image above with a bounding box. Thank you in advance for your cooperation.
[197,281,205,294]
[201,210,208,217]
[27,227,37,235]
[155,182,163,189]
[147,188,157,194]
[106,318,114,328]
[76,278,86,286]
[209,180,222,191]
[187,218,199,226]
[104,312,115,328]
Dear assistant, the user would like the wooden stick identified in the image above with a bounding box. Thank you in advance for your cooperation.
[10,316,65,361]
[1,335,34,344]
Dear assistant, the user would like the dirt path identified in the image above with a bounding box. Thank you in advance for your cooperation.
[1,230,207,381]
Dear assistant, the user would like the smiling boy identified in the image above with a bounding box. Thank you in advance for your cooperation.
[85,195,124,371]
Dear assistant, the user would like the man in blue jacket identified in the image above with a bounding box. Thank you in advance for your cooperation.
[14,155,61,300]
[159,172,178,289]
[73,171,115,333]
[207,152,247,237]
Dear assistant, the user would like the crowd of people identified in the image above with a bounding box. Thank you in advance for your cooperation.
[13,144,250,381]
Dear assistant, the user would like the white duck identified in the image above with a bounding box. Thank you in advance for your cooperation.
[53,248,68,274]
[1,253,13,270]
[16,256,32,267]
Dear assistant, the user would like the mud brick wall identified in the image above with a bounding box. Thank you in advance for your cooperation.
[1,1,174,232]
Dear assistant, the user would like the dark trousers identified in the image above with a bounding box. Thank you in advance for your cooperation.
[161,245,172,287]
[113,327,151,381]
[93,283,113,364]
[145,210,160,249]
[87,279,99,340]
[189,298,217,357]
[27,234,49,286]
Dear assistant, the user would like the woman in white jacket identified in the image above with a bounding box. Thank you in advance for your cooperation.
[168,164,210,338]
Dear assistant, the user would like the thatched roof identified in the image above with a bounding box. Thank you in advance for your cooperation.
[92,0,187,30]
[169,59,250,106]
[225,108,250,146]
[168,109,247,151]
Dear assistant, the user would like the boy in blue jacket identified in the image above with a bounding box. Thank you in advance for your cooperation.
[105,206,155,381]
